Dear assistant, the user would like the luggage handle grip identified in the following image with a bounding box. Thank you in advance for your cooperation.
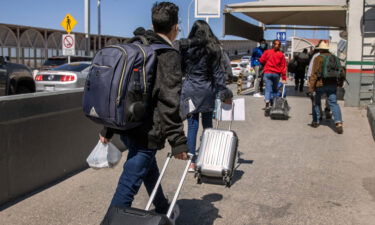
[281,83,286,99]
[216,101,235,130]
[145,153,192,219]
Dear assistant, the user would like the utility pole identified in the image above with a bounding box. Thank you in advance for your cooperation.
[187,0,194,37]
[98,0,101,49]
[84,0,90,56]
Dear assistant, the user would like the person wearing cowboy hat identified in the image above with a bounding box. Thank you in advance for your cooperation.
[308,41,344,134]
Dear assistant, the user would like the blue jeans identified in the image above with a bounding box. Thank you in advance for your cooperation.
[264,73,280,103]
[312,85,342,123]
[110,136,169,213]
[187,112,213,163]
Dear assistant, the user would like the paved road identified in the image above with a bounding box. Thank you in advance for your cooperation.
[1,84,375,225]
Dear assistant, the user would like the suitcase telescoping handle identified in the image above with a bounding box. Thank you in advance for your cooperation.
[281,83,286,99]
[216,101,235,130]
[145,153,192,218]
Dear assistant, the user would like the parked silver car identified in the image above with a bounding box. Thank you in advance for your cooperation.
[35,62,91,92]
[231,61,250,81]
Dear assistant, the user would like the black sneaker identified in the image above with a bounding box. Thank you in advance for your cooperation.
[264,107,271,117]
[310,122,319,128]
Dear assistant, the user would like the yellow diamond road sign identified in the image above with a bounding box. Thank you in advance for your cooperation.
[60,13,77,34]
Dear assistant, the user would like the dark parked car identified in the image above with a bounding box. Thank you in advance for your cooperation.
[0,56,35,96]
[40,56,92,70]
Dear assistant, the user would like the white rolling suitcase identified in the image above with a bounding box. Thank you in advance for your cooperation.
[195,103,238,187]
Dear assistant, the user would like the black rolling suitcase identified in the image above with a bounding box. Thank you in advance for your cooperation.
[270,84,290,120]
[101,153,192,225]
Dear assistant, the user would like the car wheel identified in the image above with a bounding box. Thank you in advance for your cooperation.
[16,85,33,94]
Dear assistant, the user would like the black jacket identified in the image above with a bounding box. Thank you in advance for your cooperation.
[179,44,232,117]
[101,31,187,156]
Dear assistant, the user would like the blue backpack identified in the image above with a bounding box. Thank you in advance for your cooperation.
[83,36,174,130]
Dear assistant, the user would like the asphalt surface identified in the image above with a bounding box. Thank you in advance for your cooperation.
[1,84,375,225]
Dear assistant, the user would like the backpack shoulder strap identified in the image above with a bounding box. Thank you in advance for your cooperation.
[150,43,176,52]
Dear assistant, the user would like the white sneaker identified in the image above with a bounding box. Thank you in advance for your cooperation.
[188,163,196,173]
[169,203,180,225]
[253,93,263,97]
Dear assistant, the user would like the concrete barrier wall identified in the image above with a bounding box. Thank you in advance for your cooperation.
[0,89,124,205]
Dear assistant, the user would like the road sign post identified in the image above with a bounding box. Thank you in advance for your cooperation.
[276,32,287,44]
[194,0,221,25]
[61,14,77,34]
[62,34,75,63]
[61,14,77,63]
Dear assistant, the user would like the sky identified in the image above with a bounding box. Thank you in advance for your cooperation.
[0,0,329,41]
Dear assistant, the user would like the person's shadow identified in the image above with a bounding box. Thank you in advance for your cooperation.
[308,119,337,133]
[176,193,223,225]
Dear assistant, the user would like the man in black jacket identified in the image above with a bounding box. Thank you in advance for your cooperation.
[99,2,188,220]
[295,48,310,92]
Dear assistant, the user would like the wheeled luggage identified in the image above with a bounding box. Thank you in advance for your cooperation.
[270,84,290,120]
[101,153,192,225]
[195,103,238,187]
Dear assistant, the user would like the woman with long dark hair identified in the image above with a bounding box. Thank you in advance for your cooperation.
[180,20,232,171]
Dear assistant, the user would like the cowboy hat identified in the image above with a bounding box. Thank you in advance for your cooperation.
[315,41,329,50]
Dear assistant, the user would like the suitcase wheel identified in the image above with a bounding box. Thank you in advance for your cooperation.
[196,174,202,184]
[223,174,232,188]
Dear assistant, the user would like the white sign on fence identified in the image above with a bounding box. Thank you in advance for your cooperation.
[195,0,221,19]
[62,34,75,56]
[215,98,246,121]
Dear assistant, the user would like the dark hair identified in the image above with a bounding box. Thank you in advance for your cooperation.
[133,27,146,36]
[272,39,281,45]
[303,48,308,53]
[152,2,179,34]
[259,38,266,43]
[185,20,221,63]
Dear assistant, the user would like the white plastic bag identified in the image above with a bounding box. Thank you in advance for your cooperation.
[86,141,122,169]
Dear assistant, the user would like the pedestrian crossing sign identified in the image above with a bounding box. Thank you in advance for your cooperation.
[60,13,77,34]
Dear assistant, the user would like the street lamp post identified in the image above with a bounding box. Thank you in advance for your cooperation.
[84,0,90,56]
[187,0,194,37]
[98,0,101,49]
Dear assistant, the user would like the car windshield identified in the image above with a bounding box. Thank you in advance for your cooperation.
[43,58,66,66]
[231,64,238,67]
[242,56,250,60]
[52,63,90,72]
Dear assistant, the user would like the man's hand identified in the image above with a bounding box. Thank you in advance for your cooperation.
[99,134,110,144]
[174,152,188,160]
[223,98,232,104]
[281,79,287,84]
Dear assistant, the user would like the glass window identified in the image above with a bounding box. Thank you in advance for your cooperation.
[52,63,90,72]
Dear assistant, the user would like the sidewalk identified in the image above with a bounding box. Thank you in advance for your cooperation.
[1,84,375,225]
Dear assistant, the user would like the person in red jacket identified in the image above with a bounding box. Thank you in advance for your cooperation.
[259,39,287,116]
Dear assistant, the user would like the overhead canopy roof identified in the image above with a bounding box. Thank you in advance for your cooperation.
[223,0,348,40]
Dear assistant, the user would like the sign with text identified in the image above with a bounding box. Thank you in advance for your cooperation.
[62,34,75,56]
